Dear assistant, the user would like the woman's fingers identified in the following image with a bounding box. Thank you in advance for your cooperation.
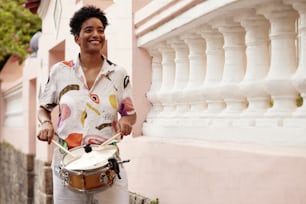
[37,126,54,144]
[120,124,132,136]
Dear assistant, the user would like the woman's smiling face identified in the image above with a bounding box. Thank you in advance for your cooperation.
[75,17,105,54]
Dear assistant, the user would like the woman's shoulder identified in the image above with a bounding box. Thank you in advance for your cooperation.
[50,60,75,73]
[104,58,127,74]
[54,60,75,69]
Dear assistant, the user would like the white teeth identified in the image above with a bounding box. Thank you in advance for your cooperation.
[90,41,100,44]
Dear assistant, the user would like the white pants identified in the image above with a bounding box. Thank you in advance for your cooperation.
[52,149,129,204]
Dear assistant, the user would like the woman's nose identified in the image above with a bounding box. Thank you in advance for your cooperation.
[92,30,99,36]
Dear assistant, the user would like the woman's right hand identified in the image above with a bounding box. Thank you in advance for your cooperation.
[37,120,54,144]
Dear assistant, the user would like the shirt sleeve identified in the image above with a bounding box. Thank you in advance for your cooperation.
[39,64,59,112]
[118,69,136,116]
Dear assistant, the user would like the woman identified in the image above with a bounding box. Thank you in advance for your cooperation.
[37,6,136,204]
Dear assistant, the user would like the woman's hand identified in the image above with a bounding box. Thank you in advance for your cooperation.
[37,120,54,144]
[118,114,136,136]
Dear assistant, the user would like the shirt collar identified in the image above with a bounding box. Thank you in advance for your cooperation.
[74,54,116,81]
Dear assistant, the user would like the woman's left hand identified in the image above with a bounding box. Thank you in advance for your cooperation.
[118,114,136,136]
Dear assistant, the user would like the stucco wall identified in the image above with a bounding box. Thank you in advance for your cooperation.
[119,137,306,204]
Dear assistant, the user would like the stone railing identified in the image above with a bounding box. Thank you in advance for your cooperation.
[135,0,306,146]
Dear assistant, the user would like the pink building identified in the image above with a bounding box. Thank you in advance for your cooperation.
[1,0,306,203]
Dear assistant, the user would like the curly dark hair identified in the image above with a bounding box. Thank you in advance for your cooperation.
[69,5,109,36]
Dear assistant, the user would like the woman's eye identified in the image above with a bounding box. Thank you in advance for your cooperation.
[82,27,104,34]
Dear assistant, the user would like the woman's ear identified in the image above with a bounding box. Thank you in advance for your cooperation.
[74,35,79,44]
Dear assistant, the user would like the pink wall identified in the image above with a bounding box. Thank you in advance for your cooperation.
[0,57,23,89]
[119,137,306,204]
[131,39,152,136]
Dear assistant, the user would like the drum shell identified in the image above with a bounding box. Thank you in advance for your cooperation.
[61,167,116,192]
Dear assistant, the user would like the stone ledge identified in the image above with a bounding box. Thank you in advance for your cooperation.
[129,192,159,204]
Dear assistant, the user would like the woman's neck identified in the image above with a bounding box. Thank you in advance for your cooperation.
[79,53,103,70]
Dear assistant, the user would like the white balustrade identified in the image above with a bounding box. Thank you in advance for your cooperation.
[182,33,207,119]
[169,38,190,120]
[156,43,176,122]
[214,18,247,120]
[199,25,225,117]
[285,0,306,117]
[235,10,271,124]
[140,0,306,145]
[257,2,299,119]
[146,48,163,124]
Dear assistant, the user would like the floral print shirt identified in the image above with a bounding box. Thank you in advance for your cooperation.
[39,56,135,149]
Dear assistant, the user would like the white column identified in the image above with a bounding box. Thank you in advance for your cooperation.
[156,43,176,118]
[215,19,247,117]
[257,2,299,118]
[235,10,270,121]
[182,32,207,117]
[146,48,163,123]
[199,25,225,117]
[285,0,306,117]
[169,38,190,117]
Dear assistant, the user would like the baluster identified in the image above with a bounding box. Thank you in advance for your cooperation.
[285,0,306,118]
[182,33,207,120]
[235,10,271,126]
[214,18,247,125]
[146,48,163,124]
[169,38,190,122]
[199,25,225,119]
[156,43,176,122]
[257,2,299,124]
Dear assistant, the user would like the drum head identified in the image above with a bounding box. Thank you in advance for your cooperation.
[63,145,117,171]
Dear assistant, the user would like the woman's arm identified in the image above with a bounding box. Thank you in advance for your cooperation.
[37,107,54,144]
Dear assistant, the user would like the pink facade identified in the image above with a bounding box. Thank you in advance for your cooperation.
[1,0,306,203]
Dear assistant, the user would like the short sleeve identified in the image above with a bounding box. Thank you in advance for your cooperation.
[118,71,136,116]
[39,64,59,112]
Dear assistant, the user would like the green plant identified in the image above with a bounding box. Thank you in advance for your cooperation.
[269,95,303,108]
[0,0,41,65]
[297,94,303,107]
[150,198,159,204]
[3,141,14,149]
